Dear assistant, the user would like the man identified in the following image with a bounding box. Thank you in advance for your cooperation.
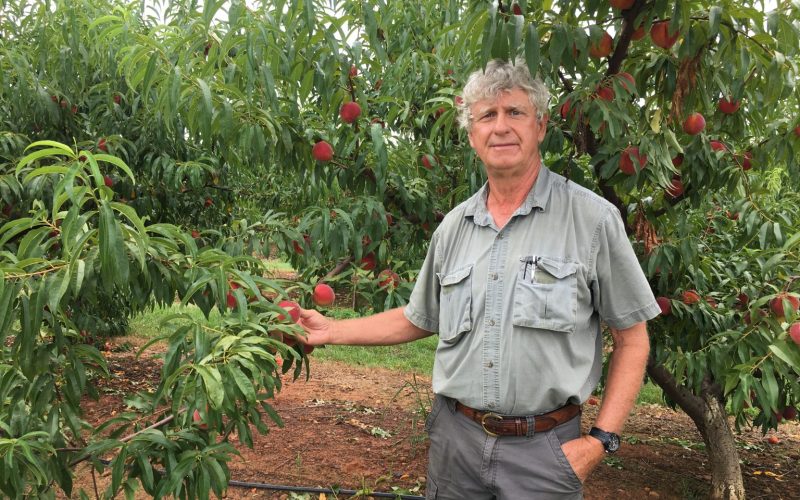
[298,59,660,499]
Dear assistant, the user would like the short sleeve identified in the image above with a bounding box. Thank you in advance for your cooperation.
[591,210,661,329]
[404,232,441,333]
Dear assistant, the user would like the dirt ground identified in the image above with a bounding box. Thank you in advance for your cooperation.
[76,337,800,500]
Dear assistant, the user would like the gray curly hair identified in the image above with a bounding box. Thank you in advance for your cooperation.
[456,59,550,131]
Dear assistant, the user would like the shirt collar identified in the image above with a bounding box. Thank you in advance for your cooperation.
[464,165,554,226]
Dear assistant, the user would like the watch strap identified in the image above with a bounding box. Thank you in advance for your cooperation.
[588,426,620,453]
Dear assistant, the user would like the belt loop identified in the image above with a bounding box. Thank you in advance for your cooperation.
[525,415,536,438]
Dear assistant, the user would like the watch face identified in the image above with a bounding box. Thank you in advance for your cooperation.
[607,433,621,453]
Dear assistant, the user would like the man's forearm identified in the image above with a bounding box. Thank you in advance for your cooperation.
[329,306,433,346]
[594,322,651,433]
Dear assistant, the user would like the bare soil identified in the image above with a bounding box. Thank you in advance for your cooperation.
[76,337,800,500]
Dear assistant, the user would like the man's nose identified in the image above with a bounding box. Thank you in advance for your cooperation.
[492,112,511,132]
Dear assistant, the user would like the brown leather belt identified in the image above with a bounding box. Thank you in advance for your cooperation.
[455,402,580,437]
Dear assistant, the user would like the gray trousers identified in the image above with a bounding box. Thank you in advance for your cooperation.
[425,395,583,500]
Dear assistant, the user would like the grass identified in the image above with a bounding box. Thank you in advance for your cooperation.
[129,303,221,338]
[636,381,664,406]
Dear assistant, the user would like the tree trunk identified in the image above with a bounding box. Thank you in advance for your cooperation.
[646,359,746,499]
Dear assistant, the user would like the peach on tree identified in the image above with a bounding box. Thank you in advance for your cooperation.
[650,21,679,50]
[610,0,635,8]
[588,31,613,58]
[378,269,400,289]
[770,293,799,319]
[789,322,800,346]
[312,283,335,306]
[277,300,301,323]
[718,97,741,114]
[683,113,706,135]
[619,146,647,175]
[312,140,334,162]
[340,102,361,123]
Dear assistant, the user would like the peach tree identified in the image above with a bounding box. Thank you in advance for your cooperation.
[2,0,800,498]
[0,140,311,496]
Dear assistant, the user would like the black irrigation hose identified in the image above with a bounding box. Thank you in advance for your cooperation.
[96,458,425,499]
[227,478,425,499]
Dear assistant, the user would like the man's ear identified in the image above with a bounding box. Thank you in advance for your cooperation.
[539,113,550,126]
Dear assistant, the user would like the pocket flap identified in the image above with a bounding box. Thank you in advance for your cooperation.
[437,265,473,286]
[537,258,577,279]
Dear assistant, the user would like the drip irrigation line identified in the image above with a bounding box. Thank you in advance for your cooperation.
[94,458,425,499]
[227,479,425,499]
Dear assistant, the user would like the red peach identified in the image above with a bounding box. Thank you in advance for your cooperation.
[718,97,740,114]
[710,140,727,152]
[340,102,362,123]
[650,21,680,50]
[682,290,701,305]
[378,269,400,289]
[619,146,647,175]
[666,177,684,198]
[596,86,615,102]
[277,300,301,323]
[789,322,800,346]
[770,293,799,319]
[192,409,208,430]
[682,113,706,135]
[617,72,636,92]
[656,297,672,316]
[589,31,613,58]
[312,283,336,307]
[610,0,635,9]
[312,140,334,162]
[360,252,377,271]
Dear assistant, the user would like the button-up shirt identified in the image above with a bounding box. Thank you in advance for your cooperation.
[404,166,660,415]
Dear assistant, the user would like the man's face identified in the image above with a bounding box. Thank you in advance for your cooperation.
[467,88,548,177]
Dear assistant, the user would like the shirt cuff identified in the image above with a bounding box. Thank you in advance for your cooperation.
[404,306,438,334]
[605,301,662,330]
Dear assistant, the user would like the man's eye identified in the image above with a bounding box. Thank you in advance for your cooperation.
[479,112,495,121]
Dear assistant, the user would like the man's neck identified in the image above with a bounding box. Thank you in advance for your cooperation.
[485,161,541,228]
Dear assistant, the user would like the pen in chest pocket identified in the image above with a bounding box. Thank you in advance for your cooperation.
[523,256,540,282]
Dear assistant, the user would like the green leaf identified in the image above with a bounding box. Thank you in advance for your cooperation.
[769,342,800,373]
[228,365,256,404]
[708,6,722,38]
[93,154,136,183]
[16,148,72,176]
[525,23,540,77]
[99,203,129,289]
[194,365,224,409]
[46,268,70,315]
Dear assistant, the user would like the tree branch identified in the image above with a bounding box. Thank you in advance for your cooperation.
[646,356,707,429]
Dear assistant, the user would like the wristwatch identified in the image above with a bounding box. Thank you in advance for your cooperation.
[588,427,620,453]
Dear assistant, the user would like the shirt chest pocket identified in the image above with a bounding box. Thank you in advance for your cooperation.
[436,265,473,342]
[513,257,578,334]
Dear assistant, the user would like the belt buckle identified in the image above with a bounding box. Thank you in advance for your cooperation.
[480,411,503,437]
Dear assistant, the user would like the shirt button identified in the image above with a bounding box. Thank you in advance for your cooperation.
[486,361,494,368]
[488,319,495,326]
[487,402,495,408]
[492,273,498,280]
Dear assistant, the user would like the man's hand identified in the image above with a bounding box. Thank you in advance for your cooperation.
[297,308,334,346]
[560,435,605,483]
